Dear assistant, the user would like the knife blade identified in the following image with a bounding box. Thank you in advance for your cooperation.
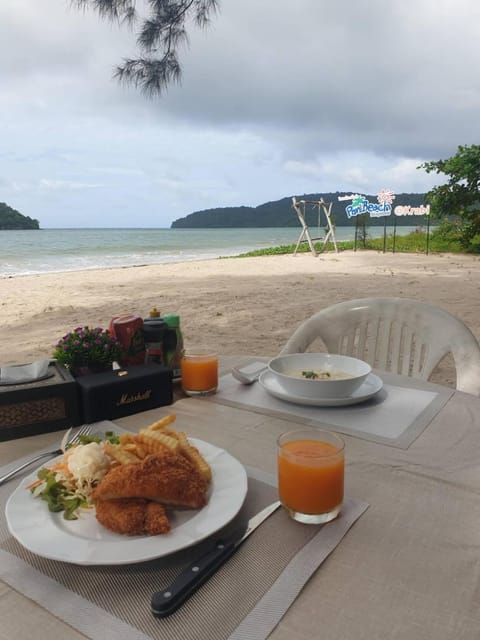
[151,500,281,617]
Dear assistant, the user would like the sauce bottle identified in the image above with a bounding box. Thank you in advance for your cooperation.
[109,314,145,366]
[162,313,184,379]
[143,308,167,365]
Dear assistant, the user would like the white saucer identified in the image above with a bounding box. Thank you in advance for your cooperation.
[258,370,384,407]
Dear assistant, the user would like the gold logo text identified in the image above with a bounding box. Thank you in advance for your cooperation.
[117,389,152,406]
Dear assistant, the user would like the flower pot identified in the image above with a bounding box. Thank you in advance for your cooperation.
[70,364,111,378]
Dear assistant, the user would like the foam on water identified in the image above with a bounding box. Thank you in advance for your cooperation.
[0,226,423,277]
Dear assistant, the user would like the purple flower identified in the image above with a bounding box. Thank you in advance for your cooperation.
[53,323,124,369]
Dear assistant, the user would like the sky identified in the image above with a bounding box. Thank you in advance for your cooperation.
[1,0,479,228]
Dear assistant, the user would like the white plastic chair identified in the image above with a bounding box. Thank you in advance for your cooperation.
[279,297,480,395]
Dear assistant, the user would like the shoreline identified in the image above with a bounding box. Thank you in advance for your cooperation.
[0,255,227,281]
[1,250,479,389]
[0,225,429,279]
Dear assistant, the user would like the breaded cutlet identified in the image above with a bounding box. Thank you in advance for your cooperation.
[92,451,208,509]
[96,498,170,536]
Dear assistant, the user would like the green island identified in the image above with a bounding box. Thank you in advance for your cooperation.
[0,203,39,230]
[171,192,426,229]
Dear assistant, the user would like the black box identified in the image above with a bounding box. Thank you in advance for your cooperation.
[76,364,173,423]
[0,361,81,442]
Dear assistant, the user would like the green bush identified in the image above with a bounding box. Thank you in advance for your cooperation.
[232,230,467,258]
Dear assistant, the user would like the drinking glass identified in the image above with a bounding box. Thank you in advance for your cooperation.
[277,429,345,524]
[181,352,218,396]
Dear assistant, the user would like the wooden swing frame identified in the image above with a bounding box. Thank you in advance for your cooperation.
[291,197,338,256]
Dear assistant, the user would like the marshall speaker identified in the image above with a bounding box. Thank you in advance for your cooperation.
[76,364,173,423]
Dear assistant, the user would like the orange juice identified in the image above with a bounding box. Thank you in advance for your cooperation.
[278,438,344,517]
[181,354,218,394]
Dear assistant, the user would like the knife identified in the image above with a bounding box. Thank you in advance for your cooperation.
[151,500,281,617]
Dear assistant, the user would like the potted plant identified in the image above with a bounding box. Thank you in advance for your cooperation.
[53,326,125,377]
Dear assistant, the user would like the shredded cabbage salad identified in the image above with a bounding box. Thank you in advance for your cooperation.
[28,431,119,520]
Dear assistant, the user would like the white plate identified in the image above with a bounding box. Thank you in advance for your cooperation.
[259,370,383,407]
[5,438,248,566]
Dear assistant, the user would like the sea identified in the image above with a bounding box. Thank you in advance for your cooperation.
[0,226,422,278]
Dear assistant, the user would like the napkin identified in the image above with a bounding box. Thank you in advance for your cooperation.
[0,359,51,385]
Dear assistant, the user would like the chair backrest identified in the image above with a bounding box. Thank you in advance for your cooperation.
[280,297,480,395]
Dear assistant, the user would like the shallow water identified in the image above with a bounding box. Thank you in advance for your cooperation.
[0,226,422,277]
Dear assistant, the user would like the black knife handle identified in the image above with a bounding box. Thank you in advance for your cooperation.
[151,538,237,617]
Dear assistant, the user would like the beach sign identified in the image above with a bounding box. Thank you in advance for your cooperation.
[394,204,430,216]
[339,189,432,254]
[339,189,395,219]
[339,190,430,218]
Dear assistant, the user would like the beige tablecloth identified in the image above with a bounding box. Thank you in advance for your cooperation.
[0,424,367,640]
[1,357,480,640]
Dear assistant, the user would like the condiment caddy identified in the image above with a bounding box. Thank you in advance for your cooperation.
[109,308,184,380]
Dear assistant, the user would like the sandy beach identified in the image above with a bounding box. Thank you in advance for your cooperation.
[1,250,479,389]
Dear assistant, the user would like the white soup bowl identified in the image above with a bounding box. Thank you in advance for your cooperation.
[267,353,371,399]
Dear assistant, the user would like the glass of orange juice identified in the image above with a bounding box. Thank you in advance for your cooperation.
[277,429,345,524]
[181,351,219,396]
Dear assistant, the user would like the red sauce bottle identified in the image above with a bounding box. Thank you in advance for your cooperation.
[109,314,145,366]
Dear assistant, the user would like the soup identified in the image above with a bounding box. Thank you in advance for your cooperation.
[285,369,353,381]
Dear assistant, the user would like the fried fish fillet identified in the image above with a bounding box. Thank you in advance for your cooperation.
[95,498,170,536]
[92,451,208,509]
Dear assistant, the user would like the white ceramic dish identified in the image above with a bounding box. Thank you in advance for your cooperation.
[268,353,372,399]
[5,438,248,566]
[259,370,383,407]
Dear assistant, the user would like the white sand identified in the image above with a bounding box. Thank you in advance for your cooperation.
[1,250,479,389]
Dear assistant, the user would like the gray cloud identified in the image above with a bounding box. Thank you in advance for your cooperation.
[165,0,480,157]
[0,0,478,227]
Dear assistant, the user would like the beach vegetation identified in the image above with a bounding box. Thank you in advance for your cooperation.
[234,230,463,258]
[72,0,219,97]
[419,144,480,253]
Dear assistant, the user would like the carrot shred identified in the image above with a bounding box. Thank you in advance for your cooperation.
[26,478,43,490]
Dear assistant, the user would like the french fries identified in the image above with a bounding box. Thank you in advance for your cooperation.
[105,414,212,483]
[105,442,141,465]
[146,415,177,431]
[176,431,212,482]
[137,429,181,454]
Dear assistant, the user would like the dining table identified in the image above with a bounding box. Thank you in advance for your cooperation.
[1,355,480,640]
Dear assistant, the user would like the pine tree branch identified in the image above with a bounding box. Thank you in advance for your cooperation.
[71,0,219,96]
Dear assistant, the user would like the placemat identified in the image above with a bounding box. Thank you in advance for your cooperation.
[0,443,368,640]
[210,373,453,449]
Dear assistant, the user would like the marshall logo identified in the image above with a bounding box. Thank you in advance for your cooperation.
[117,388,152,406]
